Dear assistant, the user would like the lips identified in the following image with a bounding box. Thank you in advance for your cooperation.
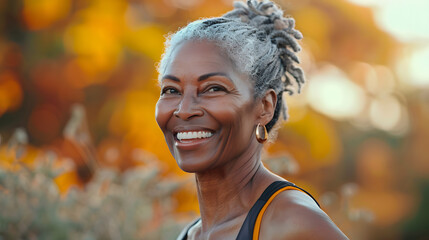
[176,131,213,141]
[172,128,216,150]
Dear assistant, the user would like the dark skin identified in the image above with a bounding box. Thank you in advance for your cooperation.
[155,40,348,240]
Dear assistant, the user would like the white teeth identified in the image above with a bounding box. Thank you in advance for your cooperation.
[177,131,213,141]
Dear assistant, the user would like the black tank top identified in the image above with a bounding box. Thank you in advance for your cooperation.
[177,181,320,240]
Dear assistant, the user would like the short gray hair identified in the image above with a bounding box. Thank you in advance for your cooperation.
[158,0,304,132]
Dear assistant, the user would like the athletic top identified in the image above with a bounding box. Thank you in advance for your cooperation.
[177,181,320,240]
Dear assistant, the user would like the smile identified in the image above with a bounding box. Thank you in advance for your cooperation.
[176,131,213,141]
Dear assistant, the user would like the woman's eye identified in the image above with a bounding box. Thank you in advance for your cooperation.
[161,88,179,95]
[206,86,226,93]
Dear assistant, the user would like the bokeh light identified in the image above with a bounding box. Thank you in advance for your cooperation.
[307,64,366,120]
[407,45,429,87]
[348,0,429,42]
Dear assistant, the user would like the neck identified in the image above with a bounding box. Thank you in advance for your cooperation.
[194,145,276,232]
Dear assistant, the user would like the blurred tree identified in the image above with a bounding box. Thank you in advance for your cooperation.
[0,0,428,239]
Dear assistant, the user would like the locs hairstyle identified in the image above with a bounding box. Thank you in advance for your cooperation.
[158,0,304,132]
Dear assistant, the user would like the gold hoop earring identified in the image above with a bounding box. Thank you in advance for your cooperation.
[255,123,268,143]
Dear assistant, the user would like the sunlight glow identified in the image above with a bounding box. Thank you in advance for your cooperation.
[408,46,429,87]
[306,65,366,120]
[369,95,407,133]
[348,0,429,42]
[396,45,429,88]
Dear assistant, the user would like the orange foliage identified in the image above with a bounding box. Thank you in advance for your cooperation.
[267,109,342,172]
[0,71,23,117]
[22,0,71,30]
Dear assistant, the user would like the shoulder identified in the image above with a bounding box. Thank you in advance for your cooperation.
[259,188,349,240]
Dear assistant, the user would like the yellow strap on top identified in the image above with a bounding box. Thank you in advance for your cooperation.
[253,186,307,240]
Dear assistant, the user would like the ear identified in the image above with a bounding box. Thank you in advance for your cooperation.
[257,89,277,126]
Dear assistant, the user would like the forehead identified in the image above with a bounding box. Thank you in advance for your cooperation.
[164,40,237,77]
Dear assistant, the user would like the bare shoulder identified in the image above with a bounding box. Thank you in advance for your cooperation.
[259,189,349,240]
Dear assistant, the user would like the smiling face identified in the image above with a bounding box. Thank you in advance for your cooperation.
[155,40,262,173]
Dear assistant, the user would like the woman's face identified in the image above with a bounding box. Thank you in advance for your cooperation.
[155,40,261,173]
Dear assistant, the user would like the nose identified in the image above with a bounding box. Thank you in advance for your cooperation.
[174,93,203,120]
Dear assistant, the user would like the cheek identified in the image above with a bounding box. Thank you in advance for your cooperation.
[155,99,174,131]
[204,97,255,130]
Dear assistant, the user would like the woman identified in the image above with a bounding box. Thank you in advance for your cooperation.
[155,0,349,239]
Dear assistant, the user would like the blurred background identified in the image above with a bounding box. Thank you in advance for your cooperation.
[0,0,428,239]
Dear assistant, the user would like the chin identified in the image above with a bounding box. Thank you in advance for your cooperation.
[170,142,221,173]
[176,159,210,173]
[175,153,218,173]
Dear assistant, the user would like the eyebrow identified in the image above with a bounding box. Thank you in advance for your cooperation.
[161,72,231,82]
[161,75,180,82]
[198,72,230,81]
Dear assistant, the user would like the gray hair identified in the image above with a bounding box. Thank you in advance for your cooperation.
[158,0,304,132]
